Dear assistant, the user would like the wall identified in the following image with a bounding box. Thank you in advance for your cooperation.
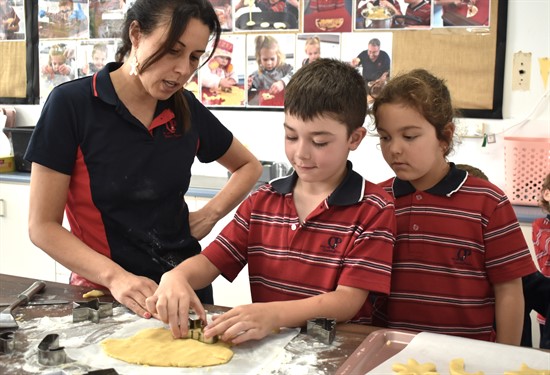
[8,0,550,190]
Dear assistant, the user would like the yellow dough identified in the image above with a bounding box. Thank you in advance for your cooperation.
[392,358,440,375]
[449,358,484,375]
[82,289,105,299]
[101,327,233,367]
[504,363,550,375]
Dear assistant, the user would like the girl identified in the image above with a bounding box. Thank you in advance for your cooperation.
[372,68,536,345]
[201,38,237,94]
[302,36,320,66]
[247,35,293,95]
[41,44,75,87]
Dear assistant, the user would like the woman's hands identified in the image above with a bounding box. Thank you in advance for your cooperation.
[106,272,158,318]
[203,303,280,344]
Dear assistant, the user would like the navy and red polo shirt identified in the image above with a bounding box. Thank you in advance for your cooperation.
[203,162,396,324]
[379,163,537,341]
[25,62,234,287]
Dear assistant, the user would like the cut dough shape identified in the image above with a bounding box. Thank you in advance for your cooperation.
[273,22,286,29]
[101,327,233,367]
[392,358,439,375]
[504,363,550,375]
[466,4,478,18]
[246,20,256,26]
[260,22,270,28]
[82,289,105,298]
[449,358,484,375]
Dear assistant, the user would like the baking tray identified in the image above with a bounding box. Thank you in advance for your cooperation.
[336,329,416,374]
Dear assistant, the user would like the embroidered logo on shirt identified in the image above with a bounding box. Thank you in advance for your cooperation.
[453,248,472,264]
[321,237,342,252]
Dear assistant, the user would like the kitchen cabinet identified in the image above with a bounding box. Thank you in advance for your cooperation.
[0,180,71,282]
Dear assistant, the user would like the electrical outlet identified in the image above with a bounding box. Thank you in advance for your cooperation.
[512,52,531,91]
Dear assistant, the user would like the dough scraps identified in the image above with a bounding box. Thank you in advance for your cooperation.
[392,358,439,375]
[82,289,105,299]
[101,327,233,367]
[504,363,550,375]
[450,358,484,375]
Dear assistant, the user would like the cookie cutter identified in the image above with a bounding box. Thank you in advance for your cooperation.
[72,299,113,323]
[0,330,15,354]
[38,333,66,366]
[187,313,218,344]
[306,317,336,345]
[85,369,120,374]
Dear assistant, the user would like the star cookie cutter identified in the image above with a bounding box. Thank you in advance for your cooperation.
[72,298,113,323]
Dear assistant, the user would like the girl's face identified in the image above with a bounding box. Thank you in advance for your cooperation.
[305,45,320,62]
[376,103,450,191]
[260,47,278,71]
[92,50,107,70]
[284,114,364,188]
[215,55,230,67]
[133,18,209,100]
[51,55,66,72]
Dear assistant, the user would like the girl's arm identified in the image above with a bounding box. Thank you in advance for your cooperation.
[203,285,369,344]
[188,137,262,240]
[493,277,524,345]
[28,163,158,318]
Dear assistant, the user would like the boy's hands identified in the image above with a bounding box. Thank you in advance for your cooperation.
[203,303,280,344]
[145,268,206,339]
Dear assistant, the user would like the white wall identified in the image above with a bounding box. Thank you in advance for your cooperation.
[9,0,550,190]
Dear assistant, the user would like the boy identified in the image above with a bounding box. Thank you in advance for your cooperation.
[146,58,396,344]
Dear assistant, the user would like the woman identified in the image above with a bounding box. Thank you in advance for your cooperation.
[25,0,262,319]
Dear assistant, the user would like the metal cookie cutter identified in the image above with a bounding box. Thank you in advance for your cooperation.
[72,299,113,323]
[38,333,66,366]
[0,331,15,355]
[187,316,218,344]
[306,317,336,345]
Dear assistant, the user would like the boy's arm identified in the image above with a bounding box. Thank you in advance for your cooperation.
[146,254,221,339]
[493,277,524,345]
[204,285,368,344]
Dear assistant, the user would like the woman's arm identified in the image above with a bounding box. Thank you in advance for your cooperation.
[203,285,369,344]
[28,163,158,317]
[493,277,524,345]
[189,137,261,240]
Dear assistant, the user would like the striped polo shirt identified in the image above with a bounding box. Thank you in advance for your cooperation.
[203,162,396,324]
[379,163,537,341]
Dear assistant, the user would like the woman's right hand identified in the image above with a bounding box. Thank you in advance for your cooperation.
[145,268,206,339]
[107,272,158,319]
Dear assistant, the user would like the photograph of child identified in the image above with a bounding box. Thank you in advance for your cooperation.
[296,34,341,67]
[200,35,246,107]
[209,0,233,31]
[303,0,352,33]
[39,41,77,100]
[38,0,89,39]
[76,40,116,77]
[246,34,295,108]
[233,0,299,31]
[433,0,490,28]
[89,0,125,39]
[1,0,24,40]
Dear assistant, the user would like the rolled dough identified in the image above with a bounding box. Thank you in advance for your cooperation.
[101,327,233,367]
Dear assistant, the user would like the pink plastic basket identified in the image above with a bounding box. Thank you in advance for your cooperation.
[504,137,550,206]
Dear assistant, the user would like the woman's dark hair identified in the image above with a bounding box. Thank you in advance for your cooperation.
[116,0,221,131]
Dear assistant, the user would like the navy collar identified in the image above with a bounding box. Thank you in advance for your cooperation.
[392,162,468,198]
[92,62,173,116]
[270,161,365,206]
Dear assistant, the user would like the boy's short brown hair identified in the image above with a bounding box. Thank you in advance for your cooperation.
[284,58,367,135]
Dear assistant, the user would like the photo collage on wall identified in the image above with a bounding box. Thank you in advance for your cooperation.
[4,0,490,104]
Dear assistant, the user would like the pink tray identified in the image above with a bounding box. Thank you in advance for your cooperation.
[336,329,416,374]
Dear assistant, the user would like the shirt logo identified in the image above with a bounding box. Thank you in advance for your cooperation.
[321,237,342,252]
[163,119,181,139]
[454,249,472,264]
